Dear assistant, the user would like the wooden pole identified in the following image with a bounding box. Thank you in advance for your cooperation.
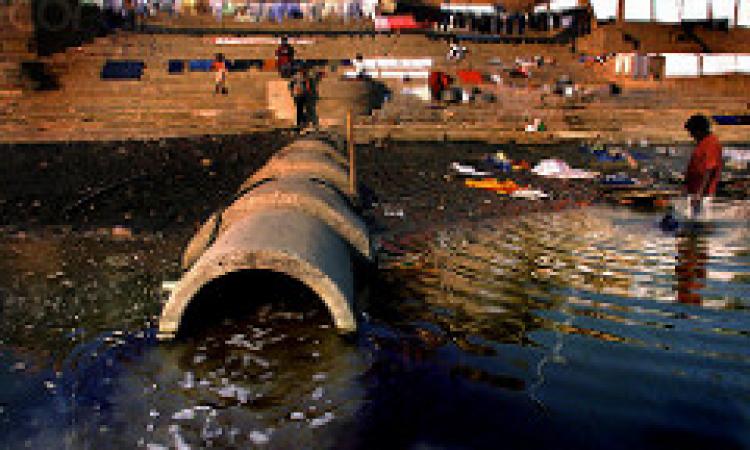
[347,110,356,197]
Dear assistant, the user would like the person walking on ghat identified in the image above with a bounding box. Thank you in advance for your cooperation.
[212,53,228,94]
[289,68,308,130]
[303,68,321,130]
[276,36,295,79]
[683,114,723,217]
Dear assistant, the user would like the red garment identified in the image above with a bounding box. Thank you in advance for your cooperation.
[211,61,225,72]
[685,134,723,195]
[457,70,483,85]
[428,71,445,100]
[275,44,294,67]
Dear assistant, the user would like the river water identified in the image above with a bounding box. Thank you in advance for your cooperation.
[0,203,748,450]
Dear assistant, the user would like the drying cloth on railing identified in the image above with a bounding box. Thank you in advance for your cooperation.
[168,60,184,74]
[712,115,750,126]
[189,60,214,72]
[101,60,145,80]
[457,70,483,85]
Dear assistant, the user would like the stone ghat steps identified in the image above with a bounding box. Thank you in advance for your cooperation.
[146,15,376,31]
[578,23,704,55]
[692,27,750,52]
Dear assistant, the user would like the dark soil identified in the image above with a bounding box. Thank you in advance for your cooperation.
[0,131,297,236]
[0,133,609,242]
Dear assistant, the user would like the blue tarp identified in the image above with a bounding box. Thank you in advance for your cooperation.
[189,59,214,72]
[168,60,184,74]
[713,115,750,126]
[101,60,145,80]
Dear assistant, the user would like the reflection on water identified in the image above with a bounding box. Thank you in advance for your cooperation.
[1,202,749,449]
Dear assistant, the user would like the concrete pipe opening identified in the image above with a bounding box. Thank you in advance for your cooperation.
[175,269,333,338]
[159,209,357,340]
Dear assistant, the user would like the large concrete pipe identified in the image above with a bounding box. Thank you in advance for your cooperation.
[159,208,356,340]
[161,138,368,340]
[181,176,372,269]
[275,138,350,167]
[243,147,351,197]
[183,138,355,270]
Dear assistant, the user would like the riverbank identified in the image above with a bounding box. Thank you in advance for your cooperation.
[0,132,613,236]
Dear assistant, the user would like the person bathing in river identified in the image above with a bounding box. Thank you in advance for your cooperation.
[683,114,723,219]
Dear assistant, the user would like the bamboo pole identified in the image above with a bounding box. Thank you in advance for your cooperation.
[347,110,356,197]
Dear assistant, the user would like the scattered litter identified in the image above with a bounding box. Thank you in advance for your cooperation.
[248,430,270,445]
[451,162,491,177]
[383,204,405,218]
[312,372,327,382]
[601,174,637,186]
[465,178,521,194]
[172,409,195,420]
[511,188,549,200]
[290,411,305,421]
[486,152,511,172]
[311,387,324,400]
[532,159,598,179]
[146,444,168,450]
[310,412,335,428]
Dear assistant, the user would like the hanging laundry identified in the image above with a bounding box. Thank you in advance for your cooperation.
[189,60,214,72]
[168,60,185,74]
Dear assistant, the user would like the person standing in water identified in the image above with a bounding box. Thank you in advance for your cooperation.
[683,114,723,218]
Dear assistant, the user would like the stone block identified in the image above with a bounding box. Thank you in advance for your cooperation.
[267,79,295,122]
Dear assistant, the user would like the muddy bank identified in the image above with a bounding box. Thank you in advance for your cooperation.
[1,133,610,236]
[0,131,297,235]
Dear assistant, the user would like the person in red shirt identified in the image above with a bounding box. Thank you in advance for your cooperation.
[212,53,228,94]
[428,71,452,102]
[275,36,295,79]
[684,114,723,216]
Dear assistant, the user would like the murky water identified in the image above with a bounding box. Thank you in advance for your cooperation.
[0,203,748,450]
